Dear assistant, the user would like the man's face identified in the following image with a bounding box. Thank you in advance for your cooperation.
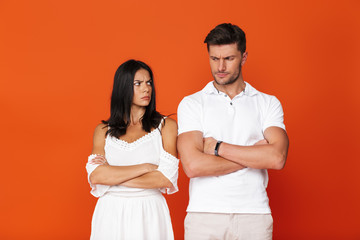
[208,43,247,85]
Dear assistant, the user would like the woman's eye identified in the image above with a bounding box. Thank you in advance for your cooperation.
[146,81,152,85]
[134,82,140,86]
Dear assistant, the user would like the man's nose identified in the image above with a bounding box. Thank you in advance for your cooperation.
[218,59,226,72]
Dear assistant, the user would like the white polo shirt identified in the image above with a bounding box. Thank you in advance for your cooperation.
[177,81,285,214]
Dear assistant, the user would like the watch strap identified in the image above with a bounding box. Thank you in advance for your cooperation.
[215,141,223,156]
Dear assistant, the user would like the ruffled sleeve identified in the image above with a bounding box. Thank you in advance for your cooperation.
[86,154,110,197]
[156,149,179,194]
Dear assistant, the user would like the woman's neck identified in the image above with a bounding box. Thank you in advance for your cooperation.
[130,105,146,125]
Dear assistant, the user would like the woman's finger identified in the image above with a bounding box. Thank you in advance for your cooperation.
[90,160,106,165]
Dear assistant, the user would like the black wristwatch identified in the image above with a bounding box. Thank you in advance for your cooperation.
[214,141,223,156]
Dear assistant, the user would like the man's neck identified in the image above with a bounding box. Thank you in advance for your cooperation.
[213,78,246,99]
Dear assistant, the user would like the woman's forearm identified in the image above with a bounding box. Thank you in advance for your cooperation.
[120,170,173,189]
[89,163,156,186]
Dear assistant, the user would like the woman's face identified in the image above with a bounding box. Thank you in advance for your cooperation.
[132,68,152,108]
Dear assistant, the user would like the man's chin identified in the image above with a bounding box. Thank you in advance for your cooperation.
[214,78,236,86]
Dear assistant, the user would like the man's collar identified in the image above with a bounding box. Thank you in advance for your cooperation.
[203,81,258,97]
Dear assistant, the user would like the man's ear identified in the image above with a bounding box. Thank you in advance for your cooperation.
[241,52,248,66]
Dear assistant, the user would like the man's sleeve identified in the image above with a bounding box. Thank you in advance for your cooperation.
[262,96,286,132]
[177,97,203,135]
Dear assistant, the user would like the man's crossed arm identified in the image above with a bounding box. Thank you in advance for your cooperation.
[177,127,289,178]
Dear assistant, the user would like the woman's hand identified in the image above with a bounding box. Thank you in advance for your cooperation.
[143,163,158,172]
[90,155,157,172]
[90,155,109,165]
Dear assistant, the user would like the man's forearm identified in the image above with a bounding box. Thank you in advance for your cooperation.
[203,127,289,170]
[178,131,246,178]
[181,150,245,178]
[218,143,286,169]
[222,128,288,169]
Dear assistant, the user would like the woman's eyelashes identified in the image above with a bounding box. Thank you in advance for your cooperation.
[133,80,152,86]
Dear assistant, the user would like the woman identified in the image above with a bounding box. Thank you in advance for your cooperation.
[86,60,179,240]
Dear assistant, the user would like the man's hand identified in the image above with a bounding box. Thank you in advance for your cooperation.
[203,137,217,155]
[254,139,269,145]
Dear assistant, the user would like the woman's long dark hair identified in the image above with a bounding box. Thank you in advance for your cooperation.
[102,60,163,138]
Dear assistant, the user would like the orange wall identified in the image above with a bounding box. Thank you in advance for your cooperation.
[1,0,359,239]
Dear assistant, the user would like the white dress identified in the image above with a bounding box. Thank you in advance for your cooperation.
[86,121,179,240]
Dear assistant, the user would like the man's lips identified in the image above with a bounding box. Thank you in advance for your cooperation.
[216,72,228,78]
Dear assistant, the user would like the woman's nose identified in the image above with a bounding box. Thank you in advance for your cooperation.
[143,84,150,92]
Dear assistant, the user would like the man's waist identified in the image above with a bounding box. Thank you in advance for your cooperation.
[186,202,271,214]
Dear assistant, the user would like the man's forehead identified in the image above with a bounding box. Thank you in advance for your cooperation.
[208,43,241,56]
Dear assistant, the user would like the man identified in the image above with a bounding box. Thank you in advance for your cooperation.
[177,23,289,240]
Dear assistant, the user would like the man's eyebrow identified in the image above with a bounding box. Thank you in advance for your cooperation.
[224,55,236,58]
[210,55,236,58]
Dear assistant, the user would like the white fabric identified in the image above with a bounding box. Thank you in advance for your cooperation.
[86,120,179,239]
[91,192,174,240]
[177,81,285,214]
[184,212,273,240]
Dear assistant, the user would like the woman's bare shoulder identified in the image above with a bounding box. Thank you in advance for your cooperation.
[93,123,108,140]
[162,117,178,134]
[91,123,108,155]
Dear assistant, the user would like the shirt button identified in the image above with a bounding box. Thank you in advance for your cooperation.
[230,102,233,105]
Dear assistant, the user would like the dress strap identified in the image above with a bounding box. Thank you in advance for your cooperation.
[158,117,167,130]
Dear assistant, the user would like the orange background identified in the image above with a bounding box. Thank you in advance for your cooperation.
[1,0,359,239]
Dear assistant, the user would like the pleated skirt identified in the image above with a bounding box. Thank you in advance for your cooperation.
[90,190,174,240]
